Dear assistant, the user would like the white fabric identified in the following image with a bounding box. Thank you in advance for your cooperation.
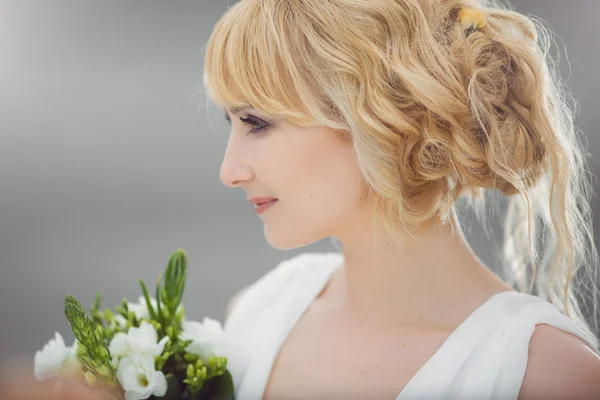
[223,252,599,400]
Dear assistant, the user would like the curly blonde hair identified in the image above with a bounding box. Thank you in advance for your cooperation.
[203,0,599,347]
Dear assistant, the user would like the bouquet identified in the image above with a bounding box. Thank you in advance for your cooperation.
[33,249,234,400]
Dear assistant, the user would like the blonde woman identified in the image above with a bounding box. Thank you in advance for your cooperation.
[204,0,600,399]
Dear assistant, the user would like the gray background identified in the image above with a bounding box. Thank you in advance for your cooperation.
[1,0,599,369]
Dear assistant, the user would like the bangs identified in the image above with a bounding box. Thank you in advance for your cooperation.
[203,0,316,124]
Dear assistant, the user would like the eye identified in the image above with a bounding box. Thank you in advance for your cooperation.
[239,115,269,135]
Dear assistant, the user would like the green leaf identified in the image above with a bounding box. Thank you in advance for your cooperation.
[115,305,128,320]
[163,249,187,313]
[90,292,104,324]
[155,275,164,324]
[139,279,158,321]
[150,249,189,340]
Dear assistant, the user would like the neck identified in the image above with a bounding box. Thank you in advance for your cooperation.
[324,209,510,327]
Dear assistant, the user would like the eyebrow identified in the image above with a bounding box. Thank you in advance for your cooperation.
[225,105,251,117]
[224,105,248,123]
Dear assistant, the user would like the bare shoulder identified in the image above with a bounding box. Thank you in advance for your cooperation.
[518,323,600,400]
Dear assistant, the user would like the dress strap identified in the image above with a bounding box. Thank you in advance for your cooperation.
[397,291,515,399]
[484,300,599,400]
[432,294,599,399]
[225,253,342,399]
[398,292,598,400]
[223,256,302,389]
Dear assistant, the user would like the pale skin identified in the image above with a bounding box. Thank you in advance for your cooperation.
[0,369,108,400]
[222,107,600,399]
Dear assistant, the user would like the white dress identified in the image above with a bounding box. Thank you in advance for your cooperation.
[222,252,600,400]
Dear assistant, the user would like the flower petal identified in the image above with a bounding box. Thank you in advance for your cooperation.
[109,332,131,358]
[151,370,168,397]
[34,332,68,380]
[156,335,169,356]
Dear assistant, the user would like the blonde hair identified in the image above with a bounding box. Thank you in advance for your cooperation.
[203,0,599,347]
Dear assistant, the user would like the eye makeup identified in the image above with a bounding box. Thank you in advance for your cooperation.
[224,111,270,135]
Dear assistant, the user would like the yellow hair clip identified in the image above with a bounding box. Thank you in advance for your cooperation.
[458,7,487,35]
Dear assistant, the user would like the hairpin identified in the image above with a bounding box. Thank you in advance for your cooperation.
[458,7,487,36]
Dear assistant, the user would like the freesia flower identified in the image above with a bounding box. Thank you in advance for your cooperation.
[110,314,129,331]
[180,317,225,363]
[109,322,169,360]
[34,332,81,380]
[127,296,158,321]
[126,296,185,323]
[116,353,167,400]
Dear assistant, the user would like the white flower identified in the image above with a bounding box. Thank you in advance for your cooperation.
[34,332,81,380]
[128,296,158,321]
[116,353,167,400]
[111,314,129,331]
[180,317,225,363]
[126,296,184,323]
[109,322,169,360]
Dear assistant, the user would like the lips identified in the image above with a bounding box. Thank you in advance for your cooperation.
[252,199,278,215]
[248,197,278,205]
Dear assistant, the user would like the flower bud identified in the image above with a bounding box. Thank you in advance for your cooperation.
[197,366,207,380]
[97,364,112,377]
[166,326,174,339]
[115,305,127,318]
[92,311,104,322]
[104,308,114,323]
[186,363,195,378]
[95,324,105,338]
[77,343,89,356]
[175,305,185,322]
[104,327,114,341]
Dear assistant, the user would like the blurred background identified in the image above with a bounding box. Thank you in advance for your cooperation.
[1,0,599,370]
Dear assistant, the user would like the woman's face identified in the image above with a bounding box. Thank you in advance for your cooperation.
[221,107,369,250]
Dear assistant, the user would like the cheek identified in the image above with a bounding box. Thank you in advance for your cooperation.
[260,129,367,249]
[265,166,365,250]
[282,143,367,226]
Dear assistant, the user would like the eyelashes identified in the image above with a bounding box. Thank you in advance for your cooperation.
[224,112,270,135]
[239,116,269,135]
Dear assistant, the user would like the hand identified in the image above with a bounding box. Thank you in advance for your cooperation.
[0,372,113,400]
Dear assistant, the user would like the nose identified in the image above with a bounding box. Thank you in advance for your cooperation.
[220,138,254,188]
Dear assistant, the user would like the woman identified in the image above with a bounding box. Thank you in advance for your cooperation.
[204,0,600,399]
[2,1,598,400]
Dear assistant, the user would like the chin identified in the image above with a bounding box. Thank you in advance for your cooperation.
[263,225,322,250]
